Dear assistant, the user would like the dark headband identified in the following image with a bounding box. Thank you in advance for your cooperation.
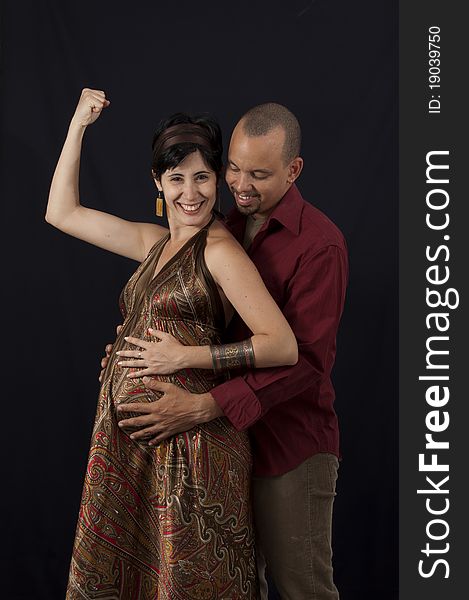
[152,124,212,158]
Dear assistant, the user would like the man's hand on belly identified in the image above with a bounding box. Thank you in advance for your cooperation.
[117,379,224,444]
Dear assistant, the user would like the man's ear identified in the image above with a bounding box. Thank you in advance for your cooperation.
[288,157,304,183]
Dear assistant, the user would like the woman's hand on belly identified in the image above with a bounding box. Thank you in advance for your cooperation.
[116,329,188,376]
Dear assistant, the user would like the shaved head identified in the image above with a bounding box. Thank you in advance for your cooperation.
[239,102,301,164]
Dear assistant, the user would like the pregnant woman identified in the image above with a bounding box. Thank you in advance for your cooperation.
[46,88,297,600]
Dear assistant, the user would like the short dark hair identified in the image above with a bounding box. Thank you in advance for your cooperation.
[240,102,301,164]
[151,113,223,181]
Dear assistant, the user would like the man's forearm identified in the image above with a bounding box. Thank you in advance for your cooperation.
[196,391,225,422]
[210,353,318,431]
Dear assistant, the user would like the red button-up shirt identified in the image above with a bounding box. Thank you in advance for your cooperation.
[212,184,349,476]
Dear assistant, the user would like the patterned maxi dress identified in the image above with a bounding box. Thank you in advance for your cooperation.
[66,219,259,599]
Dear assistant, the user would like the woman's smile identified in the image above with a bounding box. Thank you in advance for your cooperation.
[176,199,205,214]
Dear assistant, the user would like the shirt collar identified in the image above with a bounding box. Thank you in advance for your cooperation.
[265,183,303,235]
[226,184,304,238]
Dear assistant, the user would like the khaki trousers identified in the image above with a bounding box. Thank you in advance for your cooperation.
[252,453,339,600]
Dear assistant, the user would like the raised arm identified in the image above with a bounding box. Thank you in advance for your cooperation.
[45,88,166,261]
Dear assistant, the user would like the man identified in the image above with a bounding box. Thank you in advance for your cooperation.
[110,103,348,599]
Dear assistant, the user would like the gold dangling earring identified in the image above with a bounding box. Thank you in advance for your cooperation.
[155,190,164,217]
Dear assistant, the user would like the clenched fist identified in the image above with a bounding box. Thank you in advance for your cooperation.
[71,87,110,128]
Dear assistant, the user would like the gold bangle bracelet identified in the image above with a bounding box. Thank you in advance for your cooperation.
[210,338,256,372]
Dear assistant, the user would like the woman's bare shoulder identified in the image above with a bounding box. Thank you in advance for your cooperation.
[205,218,254,278]
[206,218,242,250]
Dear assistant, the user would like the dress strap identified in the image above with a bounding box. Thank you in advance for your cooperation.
[204,212,216,229]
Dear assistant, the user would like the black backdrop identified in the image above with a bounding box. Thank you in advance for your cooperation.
[0,1,397,598]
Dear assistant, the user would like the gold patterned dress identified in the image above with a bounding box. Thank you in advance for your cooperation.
[66,219,259,599]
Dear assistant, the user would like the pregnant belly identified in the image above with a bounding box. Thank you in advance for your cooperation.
[110,357,161,407]
[106,319,225,410]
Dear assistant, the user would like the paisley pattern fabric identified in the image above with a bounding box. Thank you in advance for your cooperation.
[66,219,259,599]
